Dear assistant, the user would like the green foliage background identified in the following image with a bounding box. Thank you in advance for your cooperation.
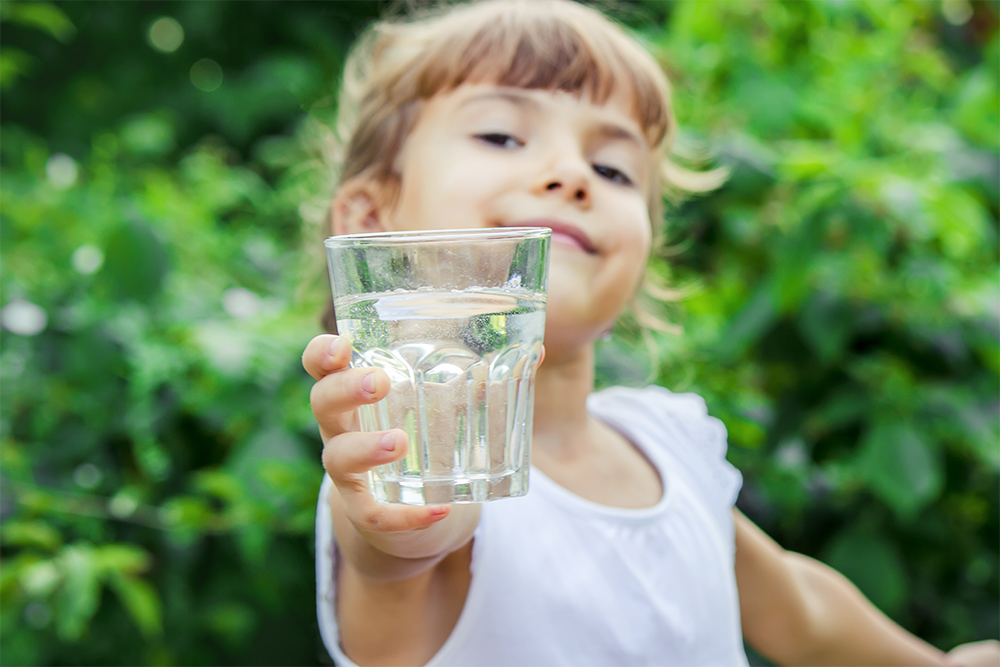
[1,1,997,665]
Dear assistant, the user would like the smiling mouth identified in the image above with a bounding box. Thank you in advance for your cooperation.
[514,220,596,254]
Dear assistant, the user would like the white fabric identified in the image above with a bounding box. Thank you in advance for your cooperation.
[316,385,749,666]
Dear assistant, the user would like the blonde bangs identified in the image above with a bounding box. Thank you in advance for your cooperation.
[391,1,672,147]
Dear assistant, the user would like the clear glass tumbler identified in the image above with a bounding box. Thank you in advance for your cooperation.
[325,227,551,505]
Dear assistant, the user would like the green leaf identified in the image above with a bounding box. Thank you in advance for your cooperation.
[0,47,36,90]
[797,291,854,363]
[205,601,256,647]
[822,526,909,617]
[119,113,176,157]
[810,385,870,431]
[159,496,215,531]
[20,559,61,597]
[107,573,163,637]
[93,544,150,576]
[54,544,101,640]
[857,419,943,518]
[921,184,990,260]
[236,523,271,568]
[1,3,76,42]
[779,142,843,181]
[99,219,170,302]
[716,279,776,360]
[1,520,62,551]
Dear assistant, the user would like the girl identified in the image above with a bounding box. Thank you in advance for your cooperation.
[302,1,999,665]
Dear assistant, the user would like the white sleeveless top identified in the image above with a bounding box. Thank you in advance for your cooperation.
[316,385,749,666]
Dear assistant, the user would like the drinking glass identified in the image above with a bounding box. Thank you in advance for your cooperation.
[325,227,550,505]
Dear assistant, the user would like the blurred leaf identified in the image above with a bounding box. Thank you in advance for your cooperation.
[93,544,149,576]
[921,184,990,259]
[0,47,36,90]
[858,419,944,518]
[99,219,170,303]
[1,520,62,552]
[54,544,101,641]
[120,113,176,157]
[780,142,843,181]
[808,385,870,433]
[107,573,162,637]
[716,279,776,359]
[205,601,256,648]
[732,74,799,137]
[954,67,1000,148]
[797,291,854,363]
[20,559,61,597]
[822,526,909,617]
[1,2,76,42]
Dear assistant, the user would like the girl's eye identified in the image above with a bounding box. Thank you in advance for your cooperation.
[476,133,523,149]
[593,164,634,187]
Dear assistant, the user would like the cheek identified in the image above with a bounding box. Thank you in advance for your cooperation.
[413,161,504,230]
[610,214,653,303]
[622,208,653,272]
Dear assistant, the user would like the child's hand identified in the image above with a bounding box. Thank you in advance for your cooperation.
[946,640,1000,667]
[303,334,455,536]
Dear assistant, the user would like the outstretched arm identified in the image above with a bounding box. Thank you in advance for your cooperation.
[734,509,947,666]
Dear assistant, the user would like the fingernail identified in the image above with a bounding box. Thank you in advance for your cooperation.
[329,336,344,357]
[380,432,396,451]
[361,372,376,395]
[429,506,448,517]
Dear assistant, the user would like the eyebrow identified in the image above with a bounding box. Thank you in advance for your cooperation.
[594,123,644,150]
[460,90,541,112]
[459,90,645,149]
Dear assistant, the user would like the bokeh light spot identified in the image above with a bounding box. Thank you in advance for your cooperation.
[148,17,184,53]
[1,300,47,336]
[72,244,104,275]
[223,287,262,319]
[190,58,223,92]
[45,153,78,189]
[73,463,103,489]
[942,0,973,25]
[24,603,52,630]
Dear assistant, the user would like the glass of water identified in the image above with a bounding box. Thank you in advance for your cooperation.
[324,227,551,505]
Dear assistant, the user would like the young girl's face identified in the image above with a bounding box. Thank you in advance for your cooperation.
[380,83,654,353]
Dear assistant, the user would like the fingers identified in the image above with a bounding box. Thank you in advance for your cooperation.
[348,497,451,534]
[322,429,406,480]
[324,429,452,533]
[302,334,352,381]
[307,335,451,534]
[310,365,390,438]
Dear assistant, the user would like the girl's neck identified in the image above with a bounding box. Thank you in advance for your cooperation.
[531,345,596,455]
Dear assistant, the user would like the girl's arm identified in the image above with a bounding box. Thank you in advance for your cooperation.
[306,334,481,665]
[305,333,481,579]
[734,509,947,666]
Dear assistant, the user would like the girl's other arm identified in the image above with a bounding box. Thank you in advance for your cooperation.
[734,509,948,666]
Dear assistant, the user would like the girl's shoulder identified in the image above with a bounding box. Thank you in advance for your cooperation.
[588,385,742,509]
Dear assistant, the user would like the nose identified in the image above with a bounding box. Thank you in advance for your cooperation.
[532,160,592,209]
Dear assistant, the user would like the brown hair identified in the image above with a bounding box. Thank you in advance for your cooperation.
[319,0,723,335]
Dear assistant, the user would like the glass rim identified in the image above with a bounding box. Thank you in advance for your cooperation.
[324,227,551,247]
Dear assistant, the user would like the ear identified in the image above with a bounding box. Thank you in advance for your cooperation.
[330,178,391,235]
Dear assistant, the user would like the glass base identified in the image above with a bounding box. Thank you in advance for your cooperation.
[369,467,528,505]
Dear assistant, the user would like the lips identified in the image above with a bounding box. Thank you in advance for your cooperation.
[512,219,596,254]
